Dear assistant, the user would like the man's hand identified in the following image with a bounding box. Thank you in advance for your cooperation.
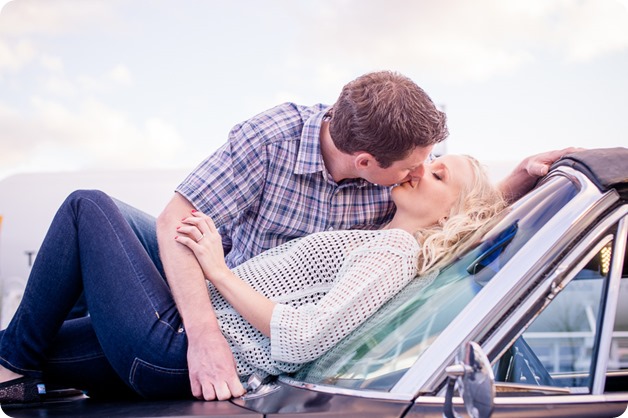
[520,147,585,177]
[499,147,585,202]
[187,329,246,400]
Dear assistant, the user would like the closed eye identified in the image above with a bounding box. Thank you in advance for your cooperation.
[432,172,442,181]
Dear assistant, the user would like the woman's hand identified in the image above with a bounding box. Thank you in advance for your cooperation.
[175,210,230,283]
[176,211,275,337]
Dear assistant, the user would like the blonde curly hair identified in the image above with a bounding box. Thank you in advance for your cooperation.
[414,155,507,274]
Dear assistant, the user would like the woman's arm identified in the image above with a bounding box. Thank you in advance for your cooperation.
[178,215,420,365]
[175,210,275,336]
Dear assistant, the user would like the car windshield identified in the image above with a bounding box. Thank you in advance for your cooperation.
[293,175,580,391]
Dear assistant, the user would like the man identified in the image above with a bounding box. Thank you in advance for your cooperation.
[125,71,575,400]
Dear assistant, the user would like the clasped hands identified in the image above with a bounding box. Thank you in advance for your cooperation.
[175,210,230,282]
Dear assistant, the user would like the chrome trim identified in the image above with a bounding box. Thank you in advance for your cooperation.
[493,393,628,405]
[240,382,281,400]
[415,393,628,406]
[393,169,612,396]
[593,214,628,394]
[277,375,414,402]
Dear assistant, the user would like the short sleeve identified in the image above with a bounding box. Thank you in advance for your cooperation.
[176,120,267,227]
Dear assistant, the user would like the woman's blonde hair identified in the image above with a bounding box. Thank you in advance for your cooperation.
[415,155,507,274]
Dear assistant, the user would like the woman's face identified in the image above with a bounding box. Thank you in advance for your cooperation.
[391,154,474,225]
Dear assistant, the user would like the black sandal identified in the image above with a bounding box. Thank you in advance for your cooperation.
[0,376,46,406]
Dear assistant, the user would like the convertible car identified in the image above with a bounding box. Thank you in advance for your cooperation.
[4,147,628,418]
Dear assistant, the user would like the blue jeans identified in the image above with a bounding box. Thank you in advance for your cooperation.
[0,190,192,399]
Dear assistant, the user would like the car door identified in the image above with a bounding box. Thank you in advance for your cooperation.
[489,211,628,417]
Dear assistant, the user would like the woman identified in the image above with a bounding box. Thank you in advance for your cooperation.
[0,154,506,405]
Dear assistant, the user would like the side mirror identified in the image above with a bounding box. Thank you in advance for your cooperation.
[443,341,495,418]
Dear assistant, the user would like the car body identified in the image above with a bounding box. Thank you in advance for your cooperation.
[6,147,628,418]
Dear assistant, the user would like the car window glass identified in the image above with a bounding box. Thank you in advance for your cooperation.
[494,232,617,394]
[605,224,628,393]
[294,176,578,391]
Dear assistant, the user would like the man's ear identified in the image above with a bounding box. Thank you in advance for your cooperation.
[354,152,375,170]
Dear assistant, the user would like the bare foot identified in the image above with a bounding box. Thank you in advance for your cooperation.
[0,364,23,383]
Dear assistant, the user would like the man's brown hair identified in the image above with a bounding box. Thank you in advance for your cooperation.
[328,71,448,168]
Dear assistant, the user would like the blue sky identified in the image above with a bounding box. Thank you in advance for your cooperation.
[1,0,627,182]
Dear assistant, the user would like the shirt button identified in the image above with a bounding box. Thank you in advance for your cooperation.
[327,226,334,231]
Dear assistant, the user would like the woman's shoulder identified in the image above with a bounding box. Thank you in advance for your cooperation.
[364,229,420,252]
[315,229,420,254]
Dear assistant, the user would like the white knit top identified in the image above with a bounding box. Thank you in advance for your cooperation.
[208,228,421,379]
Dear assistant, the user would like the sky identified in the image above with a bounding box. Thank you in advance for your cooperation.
[0,0,627,183]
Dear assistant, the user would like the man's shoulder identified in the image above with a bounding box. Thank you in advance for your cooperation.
[246,102,329,126]
[233,103,327,148]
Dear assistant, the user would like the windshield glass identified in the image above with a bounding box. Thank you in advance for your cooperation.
[293,175,579,391]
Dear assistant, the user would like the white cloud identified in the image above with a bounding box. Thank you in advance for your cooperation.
[30,97,184,166]
[74,65,133,92]
[0,0,114,36]
[553,0,628,61]
[0,39,35,73]
[39,54,63,72]
[0,95,186,180]
[42,75,76,97]
[108,64,132,85]
[299,0,628,82]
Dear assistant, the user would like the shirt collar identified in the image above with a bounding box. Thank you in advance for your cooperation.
[294,107,371,188]
[294,109,327,175]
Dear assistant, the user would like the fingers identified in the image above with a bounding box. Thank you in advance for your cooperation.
[528,162,550,177]
[190,379,245,401]
[182,211,215,233]
[229,379,247,398]
[525,147,585,178]
[212,381,232,401]
[177,210,217,243]
[176,224,204,243]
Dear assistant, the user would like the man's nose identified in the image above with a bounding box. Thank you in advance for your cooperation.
[410,165,425,180]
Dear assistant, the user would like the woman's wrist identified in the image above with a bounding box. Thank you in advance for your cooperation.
[207,267,233,288]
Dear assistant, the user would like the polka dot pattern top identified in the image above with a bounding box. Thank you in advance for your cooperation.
[208,228,420,379]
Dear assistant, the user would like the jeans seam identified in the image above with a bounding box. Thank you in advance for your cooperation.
[0,355,41,375]
[128,357,188,397]
[46,352,107,364]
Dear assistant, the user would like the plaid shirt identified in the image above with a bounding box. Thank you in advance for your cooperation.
[176,103,395,268]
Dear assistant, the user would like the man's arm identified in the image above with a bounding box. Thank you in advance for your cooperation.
[156,192,245,400]
[497,147,583,202]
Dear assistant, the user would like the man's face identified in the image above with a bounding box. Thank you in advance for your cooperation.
[361,146,433,187]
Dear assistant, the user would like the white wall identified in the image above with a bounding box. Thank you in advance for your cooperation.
[0,169,187,328]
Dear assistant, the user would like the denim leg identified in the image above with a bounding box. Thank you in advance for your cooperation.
[66,197,164,319]
[0,190,191,399]
[113,197,164,277]
[41,317,138,398]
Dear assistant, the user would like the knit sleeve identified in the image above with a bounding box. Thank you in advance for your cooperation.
[269,232,419,364]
